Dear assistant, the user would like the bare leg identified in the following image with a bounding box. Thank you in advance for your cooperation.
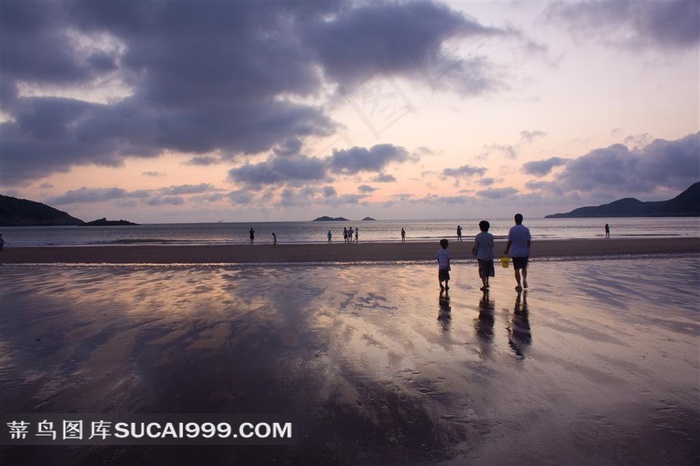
[522,268,528,289]
[514,268,522,291]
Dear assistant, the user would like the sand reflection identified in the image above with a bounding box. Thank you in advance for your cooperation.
[1,257,698,465]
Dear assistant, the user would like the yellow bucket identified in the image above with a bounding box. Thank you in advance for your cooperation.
[500,257,510,268]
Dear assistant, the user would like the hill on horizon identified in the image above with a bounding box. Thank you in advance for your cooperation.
[545,182,700,218]
[0,194,85,226]
[0,195,138,226]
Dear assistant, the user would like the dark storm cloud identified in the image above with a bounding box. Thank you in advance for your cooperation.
[548,0,700,50]
[538,133,699,196]
[303,1,509,93]
[522,157,568,176]
[1,0,519,186]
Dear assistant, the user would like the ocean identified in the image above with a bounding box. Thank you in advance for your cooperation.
[1,217,698,248]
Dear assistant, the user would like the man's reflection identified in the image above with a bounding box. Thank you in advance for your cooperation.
[507,291,531,358]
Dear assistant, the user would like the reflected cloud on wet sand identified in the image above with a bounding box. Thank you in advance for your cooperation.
[0,257,698,464]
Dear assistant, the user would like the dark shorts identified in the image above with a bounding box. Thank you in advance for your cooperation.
[438,269,450,281]
[512,256,529,270]
[478,259,495,278]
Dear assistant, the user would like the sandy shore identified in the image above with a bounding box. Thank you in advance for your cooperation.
[1,257,698,465]
[1,237,698,264]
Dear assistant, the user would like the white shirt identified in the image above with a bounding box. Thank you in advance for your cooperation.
[508,224,531,257]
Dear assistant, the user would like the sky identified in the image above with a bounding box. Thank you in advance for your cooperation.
[1,0,699,223]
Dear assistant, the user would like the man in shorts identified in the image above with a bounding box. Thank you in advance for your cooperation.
[504,213,531,291]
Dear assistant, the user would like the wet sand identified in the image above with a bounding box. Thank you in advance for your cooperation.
[1,256,698,465]
[2,237,699,264]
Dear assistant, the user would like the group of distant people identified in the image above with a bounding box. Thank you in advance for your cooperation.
[437,213,532,293]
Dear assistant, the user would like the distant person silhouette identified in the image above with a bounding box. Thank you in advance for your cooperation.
[504,213,531,291]
[327,230,332,244]
[0,234,4,251]
[401,228,406,243]
[249,228,255,245]
[355,228,359,243]
[605,223,610,238]
[271,232,277,248]
[457,225,462,242]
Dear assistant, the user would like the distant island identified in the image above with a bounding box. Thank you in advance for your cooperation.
[313,216,350,221]
[362,216,376,221]
[546,182,700,218]
[0,194,137,226]
[83,218,138,226]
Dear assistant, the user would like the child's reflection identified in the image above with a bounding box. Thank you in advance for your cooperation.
[438,290,451,331]
[474,290,495,358]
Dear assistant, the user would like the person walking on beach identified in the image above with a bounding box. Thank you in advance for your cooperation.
[327,230,332,244]
[355,228,359,243]
[457,225,463,242]
[249,228,255,245]
[343,227,348,243]
[0,234,4,251]
[401,228,406,243]
[504,214,531,291]
[271,232,277,248]
[348,227,354,244]
[436,239,452,292]
[472,221,495,291]
[605,223,610,238]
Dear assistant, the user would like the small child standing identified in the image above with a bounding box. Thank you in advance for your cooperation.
[473,220,495,291]
[436,238,452,291]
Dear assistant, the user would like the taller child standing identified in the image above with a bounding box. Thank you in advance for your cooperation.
[472,220,495,291]
[436,239,452,292]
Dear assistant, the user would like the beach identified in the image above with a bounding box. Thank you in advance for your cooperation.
[1,237,699,264]
[0,240,698,465]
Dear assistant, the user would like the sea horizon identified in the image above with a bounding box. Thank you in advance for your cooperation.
[1,217,698,248]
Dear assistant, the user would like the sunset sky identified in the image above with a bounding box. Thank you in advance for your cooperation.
[1,0,698,223]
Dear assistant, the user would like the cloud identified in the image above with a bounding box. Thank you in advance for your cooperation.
[536,132,700,197]
[372,173,397,183]
[441,164,487,179]
[1,1,529,186]
[159,183,218,196]
[548,1,700,51]
[47,184,221,206]
[48,187,129,205]
[302,1,510,94]
[520,130,547,144]
[228,143,412,188]
[522,157,568,176]
[228,154,329,187]
[186,156,221,166]
[358,185,377,193]
[477,187,519,200]
[328,144,414,174]
[482,143,517,159]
